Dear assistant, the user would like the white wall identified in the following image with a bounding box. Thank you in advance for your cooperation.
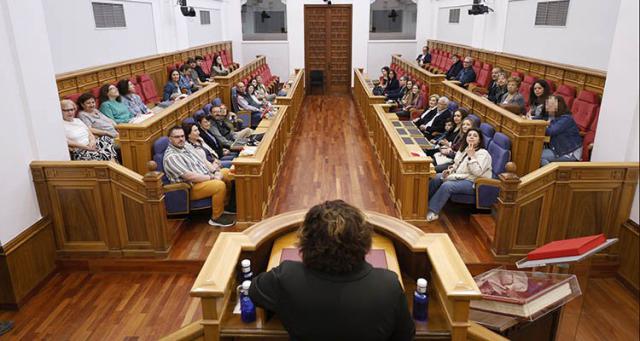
[435,4,474,46]
[186,7,223,46]
[242,41,290,80]
[367,40,417,76]
[43,0,158,73]
[590,0,639,223]
[503,0,620,70]
[0,0,69,245]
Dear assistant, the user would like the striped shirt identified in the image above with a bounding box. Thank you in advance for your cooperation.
[163,143,210,183]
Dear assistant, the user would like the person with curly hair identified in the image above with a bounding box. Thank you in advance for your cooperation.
[249,200,415,341]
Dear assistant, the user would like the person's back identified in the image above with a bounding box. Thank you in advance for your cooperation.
[251,260,412,341]
[249,200,415,341]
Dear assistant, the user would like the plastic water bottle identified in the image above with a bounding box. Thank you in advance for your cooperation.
[239,280,256,323]
[240,259,253,281]
[413,278,429,321]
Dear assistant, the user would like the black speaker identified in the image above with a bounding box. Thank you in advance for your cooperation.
[181,6,196,17]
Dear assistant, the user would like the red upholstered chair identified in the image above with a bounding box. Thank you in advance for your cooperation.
[510,71,524,80]
[554,84,577,109]
[91,87,101,107]
[571,90,601,132]
[519,75,536,105]
[544,79,556,93]
[469,63,492,93]
[65,93,82,104]
[472,61,482,76]
[130,78,145,103]
[138,74,160,104]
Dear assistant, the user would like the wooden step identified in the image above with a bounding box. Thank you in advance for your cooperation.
[471,214,496,246]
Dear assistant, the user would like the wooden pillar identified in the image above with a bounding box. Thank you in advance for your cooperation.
[492,162,521,256]
[143,161,171,253]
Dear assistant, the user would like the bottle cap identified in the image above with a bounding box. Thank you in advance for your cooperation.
[417,278,427,293]
[242,280,251,290]
[241,259,251,268]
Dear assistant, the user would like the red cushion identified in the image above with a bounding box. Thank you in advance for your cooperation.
[482,63,492,71]
[474,67,491,89]
[65,93,82,104]
[582,130,596,161]
[510,71,524,80]
[554,84,577,109]
[138,74,160,104]
[571,90,600,132]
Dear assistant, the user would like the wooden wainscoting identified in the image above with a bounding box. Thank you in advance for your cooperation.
[0,217,56,309]
[353,68,386,136]
[391,54,446,97]
[491,162,639,261]
[441,81,548,176]
[428,40,607,96]
[617,220,639,294]
[56,41,233,99]
[30,161,172,258]
[275,69,305,125]
[117,83,220,174]
[213,56,269,107]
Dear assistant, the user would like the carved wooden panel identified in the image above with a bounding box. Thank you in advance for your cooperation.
[55,187,102,242]
[121,194,148,242]
[515,196,543,246]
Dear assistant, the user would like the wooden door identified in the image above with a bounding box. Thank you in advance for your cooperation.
[304,5,352,94]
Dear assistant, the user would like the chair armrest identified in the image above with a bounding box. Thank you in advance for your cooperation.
[163,182,191,192]
[475,178,502,209]
[449,80,462,85]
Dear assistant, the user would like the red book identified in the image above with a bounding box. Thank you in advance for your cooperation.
[527,234,606,260]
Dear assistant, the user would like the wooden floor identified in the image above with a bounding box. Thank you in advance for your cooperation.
[0,95,637,340]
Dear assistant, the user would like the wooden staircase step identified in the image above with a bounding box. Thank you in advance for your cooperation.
[471,214,496,246]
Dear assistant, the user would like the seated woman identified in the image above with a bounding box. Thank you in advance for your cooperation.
[427,128,492,222]
[76,92,118,138]
[180,64,200,92]
[526,79,551,119]
[433,107,469,146]
[384,70,400,95]
[254,76,277,102]
[379,66,390,88]
[498,77,526,114]
[210,54,230,77]
[98,84,135,124]
[163,70,189,102]
[183,121,235,174]
[396,82,423,119]
[61,99,117,161]
[540,95,583,166]
[432,114,478,172]
[116,79,151,117]
[249,200,415,340]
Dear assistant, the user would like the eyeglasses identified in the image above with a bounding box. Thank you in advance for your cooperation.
[62,108,75,112]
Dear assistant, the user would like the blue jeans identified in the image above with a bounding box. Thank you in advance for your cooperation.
[540,148,581,166]
[428,173,475,214]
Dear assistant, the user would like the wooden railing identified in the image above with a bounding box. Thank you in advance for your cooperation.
[30,161,172,258]
[428,40,607,95]
[491,162,639,261]
[275,69,305,123]
[391,54,446,97]
[185,210,480,341]
[441,80,548,176]
[56,41,233,99]
[353,68,386,135]
[353,68,434,224]
[213,56,270,108]
[117,83,220,174]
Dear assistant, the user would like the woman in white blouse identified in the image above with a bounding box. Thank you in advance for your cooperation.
[61,99,117,161]
[427,128,492,221]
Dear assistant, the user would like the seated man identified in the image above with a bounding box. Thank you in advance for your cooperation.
[455,56,477,88]
[386,76,408,102]
[416,45,432,66]
[416,96,452,139]
[445,55,463,80]
[209,105,253,151]
[250,200,415,340]
[163,126,235,227]
[235,82,263,128]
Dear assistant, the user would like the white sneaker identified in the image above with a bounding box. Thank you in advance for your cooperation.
[426,211,439,222]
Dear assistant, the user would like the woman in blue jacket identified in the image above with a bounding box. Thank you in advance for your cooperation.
[540,95,583,166]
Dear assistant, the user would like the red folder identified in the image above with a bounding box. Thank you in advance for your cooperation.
[527,234,606,260]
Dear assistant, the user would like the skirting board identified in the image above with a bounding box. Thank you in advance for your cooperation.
[0,216,57,309]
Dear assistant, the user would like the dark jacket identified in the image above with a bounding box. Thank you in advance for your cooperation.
[249,261,415,341]
[456,67,477,87]
[416,53,432,65]
[414,107,438,127]
[488,82,507,104]
[424,109,452,138]
[384,78,400,94]
[198,124,224,157]
[162,82,180,101]
[445,61,463,80]
[194,66,209,82]
[546,114,583,156]
[209,119,235,148]
[386,85,407,101]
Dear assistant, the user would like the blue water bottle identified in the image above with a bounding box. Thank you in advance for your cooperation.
[413,278,429,321]
[239,280,256,323]
[240,259,253,281]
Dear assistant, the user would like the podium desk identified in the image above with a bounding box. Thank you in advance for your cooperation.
[187,210,480,341]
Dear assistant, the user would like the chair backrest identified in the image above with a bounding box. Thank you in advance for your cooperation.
[152,137,171,183]
[510,71,524,80]
[230,86,241,112]
[203,103,213,116]
[65,93,82,104]
[138,74,160,104]
[466,114,481,127]
[183,117,196,125]
[472,61,482,76]
[519,75,536,104]
[475,66,491,88]
[91,87,102,107]
[554,84,577,109]
[571,90,600,132]
[487,132,512,178]
[479,122,496,142]
[447,101,459,113]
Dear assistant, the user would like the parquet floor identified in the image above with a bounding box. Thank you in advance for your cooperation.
[0,95,637,340]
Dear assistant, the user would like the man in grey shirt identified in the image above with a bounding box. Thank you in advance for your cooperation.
[208,105,253,149]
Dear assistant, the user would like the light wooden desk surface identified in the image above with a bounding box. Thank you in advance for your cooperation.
[266,231,404,288]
